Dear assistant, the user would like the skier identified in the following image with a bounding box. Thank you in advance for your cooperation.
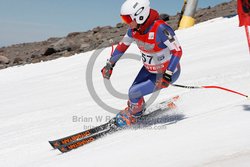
[101,0,182,127]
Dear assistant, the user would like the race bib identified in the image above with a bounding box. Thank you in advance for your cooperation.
[141,49,171,73]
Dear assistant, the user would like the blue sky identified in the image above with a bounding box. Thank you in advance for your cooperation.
[0,0,232,47]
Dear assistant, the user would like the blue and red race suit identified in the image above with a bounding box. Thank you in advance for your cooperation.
[110,9,182,103]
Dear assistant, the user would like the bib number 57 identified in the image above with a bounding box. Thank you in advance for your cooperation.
[142,53,153,64]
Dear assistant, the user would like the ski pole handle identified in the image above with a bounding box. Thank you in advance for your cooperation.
[101,61,114,80]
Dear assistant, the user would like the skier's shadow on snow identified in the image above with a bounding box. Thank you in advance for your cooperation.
[242,105,250,112]
[132,108,186,129]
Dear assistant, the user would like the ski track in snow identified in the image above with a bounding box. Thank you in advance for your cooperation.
[0,16,250,167]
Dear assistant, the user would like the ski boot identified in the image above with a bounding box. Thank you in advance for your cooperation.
[116,98,145,127]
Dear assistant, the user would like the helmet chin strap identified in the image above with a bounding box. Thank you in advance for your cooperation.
[133,24,141,31]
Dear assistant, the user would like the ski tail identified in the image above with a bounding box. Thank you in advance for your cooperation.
[49,122,110,149]
[57,128,117,153]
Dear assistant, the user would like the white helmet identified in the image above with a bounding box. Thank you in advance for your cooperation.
[120,0,150,25]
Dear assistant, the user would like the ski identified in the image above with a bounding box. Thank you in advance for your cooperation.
[57,118,118,153]
[49,120,112,149]
[49,95,180,153]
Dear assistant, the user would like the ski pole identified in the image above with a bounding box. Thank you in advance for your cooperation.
[109,39,114,56]
[170,83,250,100]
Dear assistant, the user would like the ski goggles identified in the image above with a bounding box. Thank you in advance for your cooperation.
[120,15,133,24]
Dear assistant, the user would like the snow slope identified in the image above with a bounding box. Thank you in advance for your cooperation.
[0,16,250,167]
